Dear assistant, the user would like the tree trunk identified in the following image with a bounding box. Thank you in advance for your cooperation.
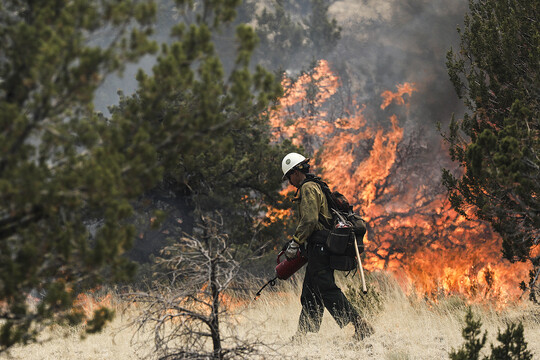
[209,258,222,360]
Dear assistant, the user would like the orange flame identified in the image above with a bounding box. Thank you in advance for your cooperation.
[380,82,417,110]
[270,60,531,304]
[270,60,340,146]
[74,288,112,319]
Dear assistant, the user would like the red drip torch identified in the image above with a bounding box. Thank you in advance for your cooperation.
[254,249,307,299]
[275,249,307,280]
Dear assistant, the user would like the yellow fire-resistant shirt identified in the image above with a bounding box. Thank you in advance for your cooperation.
[292,181,333,245]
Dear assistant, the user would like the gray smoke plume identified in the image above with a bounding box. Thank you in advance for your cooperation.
[328,0,467,129]
[95,0,469,130]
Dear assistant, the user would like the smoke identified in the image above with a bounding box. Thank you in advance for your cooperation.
[291,0,469,193]
[91,0,473,201]
[88,0,532,298]
[95,0,469,130]
[327,0,467,129]
[331,1,393,25]
[92,0,471,197]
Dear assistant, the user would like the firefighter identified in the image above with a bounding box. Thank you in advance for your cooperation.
[281,152,373,341]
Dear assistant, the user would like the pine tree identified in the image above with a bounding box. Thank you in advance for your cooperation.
[442,0,539,296]
[488,323,533,360]
[0,0,158,350]
[305,0,341,55]
[450,308,487,360]
[0,0,291,351]
[255,0,341,69]
[109,0,297,265]
[256,3,306,67]
[449,308,533,360]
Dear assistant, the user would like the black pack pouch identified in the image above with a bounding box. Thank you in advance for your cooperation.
[325,224,364,272]
[326,226,364,257]
[329,255,356,271]
[325,227,351,254]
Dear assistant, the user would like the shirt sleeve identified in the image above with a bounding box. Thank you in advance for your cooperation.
[292,182,322,245]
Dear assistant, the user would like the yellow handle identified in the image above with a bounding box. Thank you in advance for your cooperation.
[353,233,368,294]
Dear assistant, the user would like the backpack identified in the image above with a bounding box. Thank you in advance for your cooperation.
[302,175,367,271]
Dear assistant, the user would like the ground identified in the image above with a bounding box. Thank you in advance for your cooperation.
[6,273,540,360]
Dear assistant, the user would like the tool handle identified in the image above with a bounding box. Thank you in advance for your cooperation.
[353,233,368,294]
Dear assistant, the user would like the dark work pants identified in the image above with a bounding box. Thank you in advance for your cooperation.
[298,240,360,333]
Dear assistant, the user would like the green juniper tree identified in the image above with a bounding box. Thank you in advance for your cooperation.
[110,0,298,270]
[0,0,158,350]
[487,323,533,360]
[450,308,533,360]
[450,309,488,360]
[255,0,341,69]
[111,2,302,355]
[442,0,539,299]
[0,0,293,351]
[256,3,307,67]
[305,0,341,55]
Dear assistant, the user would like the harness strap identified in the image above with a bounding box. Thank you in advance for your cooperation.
[298,175,335,230]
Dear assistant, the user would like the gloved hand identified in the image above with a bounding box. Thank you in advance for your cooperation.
[285,240,300,260]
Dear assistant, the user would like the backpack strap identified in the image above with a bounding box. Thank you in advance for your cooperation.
[299,174,335,230]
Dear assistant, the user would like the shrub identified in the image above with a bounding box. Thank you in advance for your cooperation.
[449,308,533,360]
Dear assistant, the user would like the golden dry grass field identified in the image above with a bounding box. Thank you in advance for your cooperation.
[6,272,540,360]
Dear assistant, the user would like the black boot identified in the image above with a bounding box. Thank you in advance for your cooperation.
[353,317,374,341]
[290,331,307,344]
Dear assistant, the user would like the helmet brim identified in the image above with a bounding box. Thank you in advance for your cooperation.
[281,158,310,181]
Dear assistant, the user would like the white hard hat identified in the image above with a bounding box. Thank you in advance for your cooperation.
[281,152,308,180]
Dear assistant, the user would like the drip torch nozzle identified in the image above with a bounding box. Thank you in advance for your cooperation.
[254,277,277,300]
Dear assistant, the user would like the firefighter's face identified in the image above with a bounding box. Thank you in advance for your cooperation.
[288,170,304,188]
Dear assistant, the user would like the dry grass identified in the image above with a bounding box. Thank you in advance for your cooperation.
[6,271,540,360]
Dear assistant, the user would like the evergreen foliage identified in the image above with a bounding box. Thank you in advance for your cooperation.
[305,0,341,55]
[442,0,539,297]
[345,272,385,320]
[110,0,298,269]
[487,323,533,360]
[0,0,292,351]
[449,308,533,360]
[256,4,306,66]
[450,308,487,360]
[0,0,158,350]
[255,0,341,69]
